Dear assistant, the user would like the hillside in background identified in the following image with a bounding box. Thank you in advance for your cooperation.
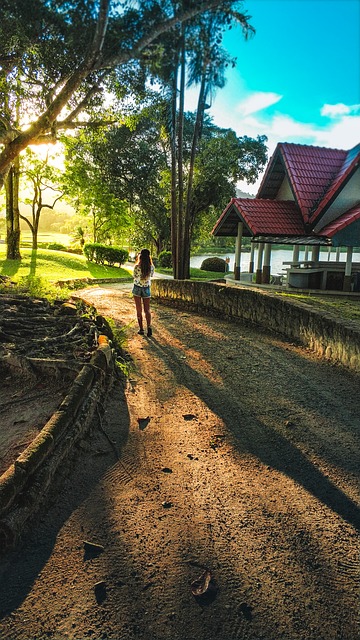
[236,188,255,199]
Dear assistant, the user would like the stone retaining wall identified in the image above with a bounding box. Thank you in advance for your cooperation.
[0,337,115,549]
[152,280,360,373]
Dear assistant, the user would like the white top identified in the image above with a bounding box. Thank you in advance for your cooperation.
[133,264,154,287]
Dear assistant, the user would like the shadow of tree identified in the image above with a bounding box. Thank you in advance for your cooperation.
[0,382,130,618]
[149,335,360,532]
[0,256,21,277]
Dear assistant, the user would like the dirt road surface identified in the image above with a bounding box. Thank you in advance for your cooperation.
[0,284,359,640]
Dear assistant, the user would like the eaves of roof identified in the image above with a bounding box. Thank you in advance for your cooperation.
[212,198,306,237]
[308,144,360,225]
[318,203,360,238]
[256,146,286,200]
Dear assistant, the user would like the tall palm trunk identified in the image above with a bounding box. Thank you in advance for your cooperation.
[183,71,207,278]
[176,26,186,280]
[170,68,178,278]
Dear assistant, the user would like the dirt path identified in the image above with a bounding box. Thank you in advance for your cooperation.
[0,284,359,640]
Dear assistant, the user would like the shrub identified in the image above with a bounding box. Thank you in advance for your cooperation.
[158,250,172,268]
[83,243,95,261]
[46,242,68,251]
[83,242,129,266]
[200,257,226,273]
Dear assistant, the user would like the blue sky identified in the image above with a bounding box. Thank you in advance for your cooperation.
[187,0,360,193]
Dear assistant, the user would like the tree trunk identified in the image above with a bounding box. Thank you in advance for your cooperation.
[32,224,38,251]
[170,69,178,278]
[5,159,21,260]
[175,29,186,279]
[183,74,207,279]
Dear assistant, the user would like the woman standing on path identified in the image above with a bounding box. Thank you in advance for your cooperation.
[132,248,154,336]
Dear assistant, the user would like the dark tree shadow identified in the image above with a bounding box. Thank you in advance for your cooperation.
[149,336,360,532]
[0,382,130,618]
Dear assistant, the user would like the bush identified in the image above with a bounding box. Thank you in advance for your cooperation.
[46,242,68,251]
[200,257,226,273]
[83,243,129,266]
[158,250,172,268]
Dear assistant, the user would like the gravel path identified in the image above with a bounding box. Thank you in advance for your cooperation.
[0,284,359,640]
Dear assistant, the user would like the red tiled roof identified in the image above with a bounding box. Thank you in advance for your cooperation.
[308,144,360,224]
[214,141,359,243]
[257,143,348,224]
[318,204,360,238]
[212,198,305,237]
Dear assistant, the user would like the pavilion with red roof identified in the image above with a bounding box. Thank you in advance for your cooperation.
[212,142,360,291]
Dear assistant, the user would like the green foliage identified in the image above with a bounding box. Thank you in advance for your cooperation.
[200,256,226,272]
[46,242,68,251]
[0,275,71,302]
[0,245,131,281]
[83,243,129,266]
[158,250,173,268]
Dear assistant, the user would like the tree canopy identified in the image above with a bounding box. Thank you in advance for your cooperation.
[62,107,267,255]
[0,0,249,188]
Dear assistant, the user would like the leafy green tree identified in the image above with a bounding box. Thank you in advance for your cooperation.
[62,131,132,245]
[65,108,267,259]
[1,0,244,259]
[189,127,267,244]
[20,149,63,250]
[144,2,255,277]
[94,110,171,253]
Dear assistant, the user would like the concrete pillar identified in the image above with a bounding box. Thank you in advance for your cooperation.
[234,222,243,281]
[343,246,353,292]
[256,241,264,284]
[304,245,309,261]
[336,247,341,262]
[312,245,320,262]
[249,243,255,273]
[262,243,271,283]
[292,244,300,264]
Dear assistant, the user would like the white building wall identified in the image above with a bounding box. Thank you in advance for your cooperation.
[276,176,294,200]
[315,167,360,232]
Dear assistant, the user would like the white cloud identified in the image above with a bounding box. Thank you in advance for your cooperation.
[236,91,283,116]
[314,115,360,149]
[321,103,360,117]
[230,106,360,195]
[186,86,360,195]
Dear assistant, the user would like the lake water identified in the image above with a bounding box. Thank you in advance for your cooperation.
[190,248,360,275]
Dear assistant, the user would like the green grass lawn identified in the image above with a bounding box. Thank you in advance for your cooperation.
[0,247,223,283]
[0,246,132,282]
[20,231,72,246]
[156,266,226,280]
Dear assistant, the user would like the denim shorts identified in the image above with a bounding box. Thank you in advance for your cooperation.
[132,284,151,298]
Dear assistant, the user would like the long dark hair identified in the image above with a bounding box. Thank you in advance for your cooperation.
[135,248,153,279]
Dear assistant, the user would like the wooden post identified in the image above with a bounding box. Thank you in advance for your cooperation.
[343,246,353,292]
[292,244,300,264]
[249,242,255,273]
[263,243,271,283]
[256,241,264,284]
[234,222,243,281]
[312,245,320,263]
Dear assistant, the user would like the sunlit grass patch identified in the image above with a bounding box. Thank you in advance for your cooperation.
[0,246,132,282]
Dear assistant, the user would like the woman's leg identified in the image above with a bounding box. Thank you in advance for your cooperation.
[134,295,144,332]
[143,297,152,332]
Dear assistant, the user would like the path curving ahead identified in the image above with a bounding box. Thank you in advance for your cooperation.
[0,284,359,640]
